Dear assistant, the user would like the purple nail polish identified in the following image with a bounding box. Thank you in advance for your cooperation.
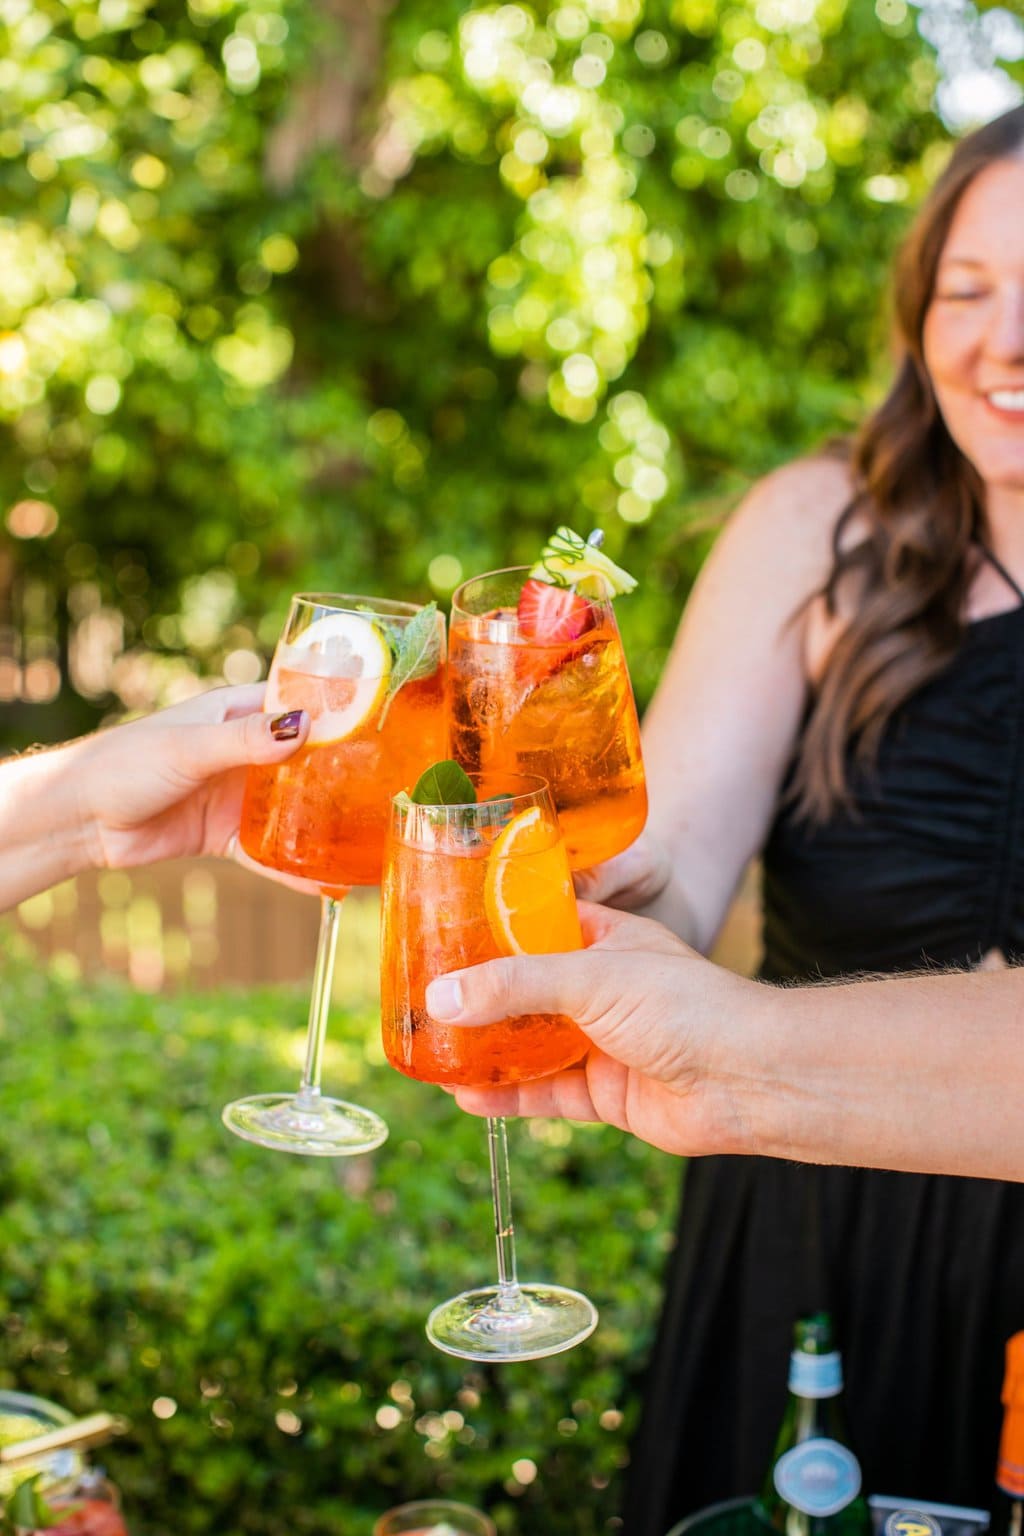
[270,711,303,741]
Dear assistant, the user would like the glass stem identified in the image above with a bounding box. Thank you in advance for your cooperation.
[487,1117,522,1308]
[297,893,344,1107]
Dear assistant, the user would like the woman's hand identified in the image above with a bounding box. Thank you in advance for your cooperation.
[572,829,672,911]
[75,685,309,870]
[425,903,763,1158]
[0,685,314,911]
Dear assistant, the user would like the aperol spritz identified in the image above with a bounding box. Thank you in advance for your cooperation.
[448,540,646,871]
[224,592,446,1156]
[380,766,597,1361]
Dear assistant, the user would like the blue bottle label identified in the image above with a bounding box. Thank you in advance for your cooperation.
[789,1350,843,1398]
[774,1439,863,1516]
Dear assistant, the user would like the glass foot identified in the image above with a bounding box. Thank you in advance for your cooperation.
[426,1283,598,1362]
[221,1091,388,1156]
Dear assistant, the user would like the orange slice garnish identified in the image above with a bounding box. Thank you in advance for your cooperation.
[483,806,583,957]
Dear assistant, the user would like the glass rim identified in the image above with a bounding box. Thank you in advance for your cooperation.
[373,1500,496,1536]
[289,592,433,620]
[450,565,613,619]
[391,770,553,816]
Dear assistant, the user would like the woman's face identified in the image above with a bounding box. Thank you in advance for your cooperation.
[923,154,1024,496]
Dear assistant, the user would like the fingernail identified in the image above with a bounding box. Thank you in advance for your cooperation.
[426,976,464,1020]
[270,711,303,741]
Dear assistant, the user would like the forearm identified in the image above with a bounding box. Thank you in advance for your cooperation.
[732,968,1024,1181]
[0,739,95,911]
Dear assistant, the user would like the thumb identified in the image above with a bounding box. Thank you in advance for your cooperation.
[168,709,310,782]
[424,944,695,1084]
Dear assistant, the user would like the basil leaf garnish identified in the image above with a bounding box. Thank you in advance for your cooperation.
[409,760,476,806]
[377,602,442,729]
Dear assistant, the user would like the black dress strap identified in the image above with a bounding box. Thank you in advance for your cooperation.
[976,541,1024,605]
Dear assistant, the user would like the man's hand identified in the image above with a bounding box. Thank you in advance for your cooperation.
[426,904,760,1158]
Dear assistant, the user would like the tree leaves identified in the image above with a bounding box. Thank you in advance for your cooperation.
[0,0,969,751]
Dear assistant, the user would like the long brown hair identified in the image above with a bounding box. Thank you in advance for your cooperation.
[791,104,1024,822]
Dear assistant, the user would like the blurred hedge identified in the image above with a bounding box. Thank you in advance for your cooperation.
[2,0,1003,746]
[0,930,678,1534]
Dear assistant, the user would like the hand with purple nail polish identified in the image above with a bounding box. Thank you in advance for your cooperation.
[0,684,312,910]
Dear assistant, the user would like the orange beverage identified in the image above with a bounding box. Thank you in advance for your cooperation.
[240,595,447,888]
[448,567,646,870]
[381,773,587,1088]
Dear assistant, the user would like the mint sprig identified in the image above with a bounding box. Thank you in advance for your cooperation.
[3,1473,69,1533]
[377,602,442,730]
[409,760,476,806]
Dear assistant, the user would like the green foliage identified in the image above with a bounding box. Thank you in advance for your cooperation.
[0,0,975,741]
[0,932,678,1534]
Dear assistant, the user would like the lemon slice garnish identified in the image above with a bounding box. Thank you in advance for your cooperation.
[266,612,392,742]
[483,806,583,958]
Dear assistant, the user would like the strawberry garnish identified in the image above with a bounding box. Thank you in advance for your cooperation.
[45,1500,129,1536]
[516,578,592,643]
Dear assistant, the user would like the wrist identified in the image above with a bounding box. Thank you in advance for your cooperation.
[56,732,109,873]
[0,739,97,911]
[708,974,799,1158]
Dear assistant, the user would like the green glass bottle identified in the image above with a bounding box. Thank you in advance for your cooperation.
[754,1313,871,1536]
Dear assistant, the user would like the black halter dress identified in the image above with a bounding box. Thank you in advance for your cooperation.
[623,553,1024,1535]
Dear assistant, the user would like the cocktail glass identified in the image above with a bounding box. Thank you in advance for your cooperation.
[448,566,647,871]
[374,1500,496,1536]
[380,772,598,1361]
[222,592,446,1156]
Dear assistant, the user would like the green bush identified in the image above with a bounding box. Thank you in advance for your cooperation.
[0,930,678,1535]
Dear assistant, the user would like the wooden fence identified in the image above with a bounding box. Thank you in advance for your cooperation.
[4,858,380,1003]
[4,858,761,995]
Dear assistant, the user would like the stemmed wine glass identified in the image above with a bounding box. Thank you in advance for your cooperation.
[222,592,446,1156]
[380,769,597,1360]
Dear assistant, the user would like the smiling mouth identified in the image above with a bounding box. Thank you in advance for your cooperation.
[986,389,1024,414]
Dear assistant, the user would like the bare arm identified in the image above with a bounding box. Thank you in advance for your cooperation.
[0,686,309,912]
[583,456,851,952]
[428,905,1024,1183]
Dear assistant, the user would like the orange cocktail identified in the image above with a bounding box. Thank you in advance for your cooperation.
[240,597,446,887]
[380,773,586,1088]
[225,593,446,1159]
[448,567,646,870]
[380,768,598,1362]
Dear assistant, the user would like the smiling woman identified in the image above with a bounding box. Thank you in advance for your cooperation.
[924,157,1024,493]
[466,104,1024,1535]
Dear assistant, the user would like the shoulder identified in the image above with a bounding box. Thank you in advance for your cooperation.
[704,452,856,610]
[731,452,855,546]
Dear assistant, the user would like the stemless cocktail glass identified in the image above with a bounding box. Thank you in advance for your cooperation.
[223,593,446,1156]
[380,772,597,1361]
[448,567,647,870]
